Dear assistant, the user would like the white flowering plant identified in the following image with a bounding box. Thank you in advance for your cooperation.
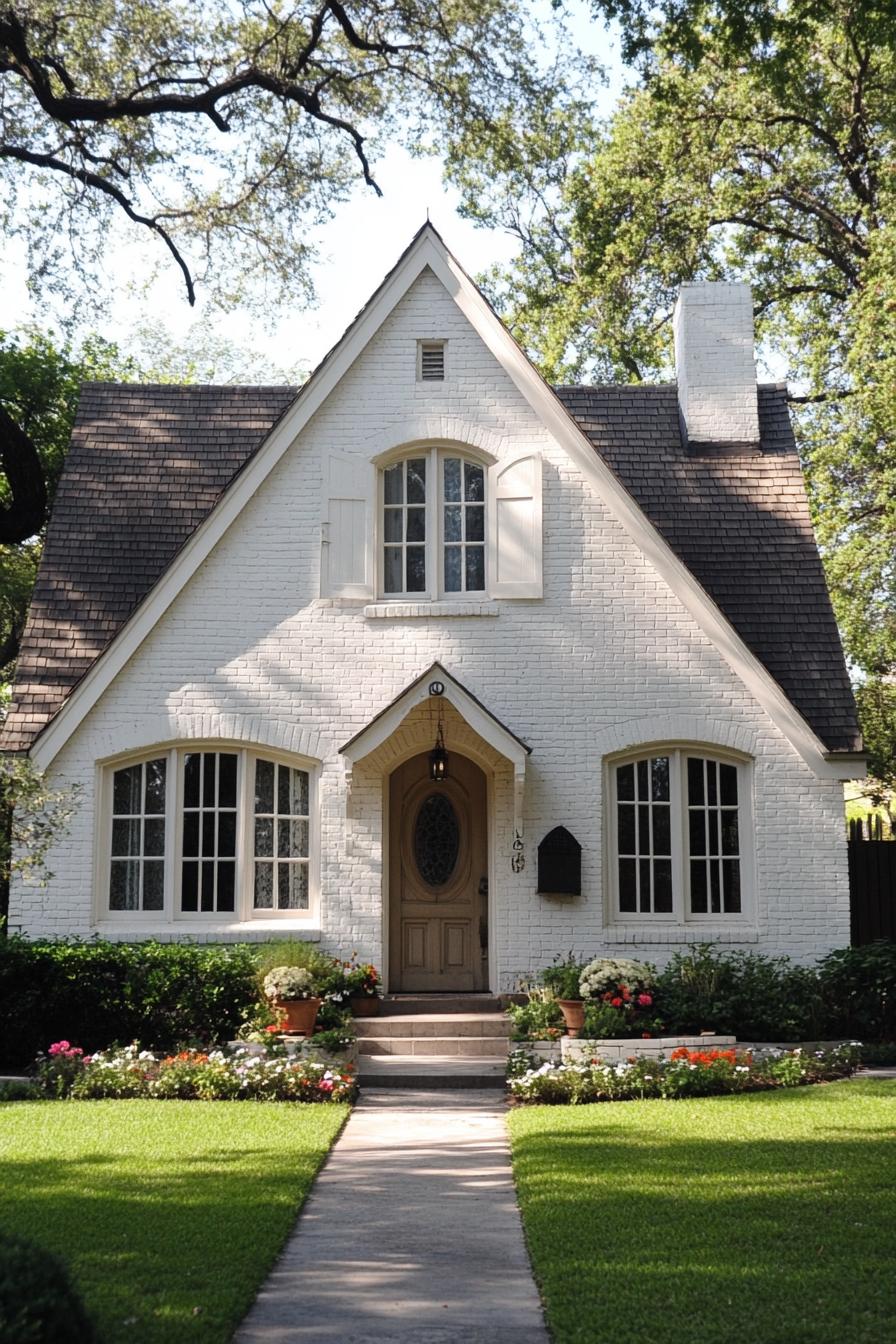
[579,957,656,1001]
[263,965,318,1001]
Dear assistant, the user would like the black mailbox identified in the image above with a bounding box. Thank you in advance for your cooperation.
[537,826,582,896]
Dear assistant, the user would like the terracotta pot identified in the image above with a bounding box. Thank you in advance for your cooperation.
[558,999,586,1038]
[350,995,381,1017]
[275,996,321,1036]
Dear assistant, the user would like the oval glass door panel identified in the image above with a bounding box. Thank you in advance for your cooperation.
[414,793,460,887]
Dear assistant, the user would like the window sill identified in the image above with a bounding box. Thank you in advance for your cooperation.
[604,925,758,944]
[363,601,498,619]
[95,921,321,942]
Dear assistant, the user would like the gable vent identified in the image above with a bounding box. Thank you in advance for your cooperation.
[419,341,446,381]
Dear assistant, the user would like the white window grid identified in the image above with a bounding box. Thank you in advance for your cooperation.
[109,757,167,912]
[253,759,310,911]
[379,446,489,599]
[181,751,239,915]
[686,756,742,915]
[383,456,428,595]
[442,457,486,594]
[100,746,318,923]
[608,748,751,924]
[615,755,673,915]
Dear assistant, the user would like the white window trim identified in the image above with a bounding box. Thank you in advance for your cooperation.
[376,443,491,601]
[604,744,755,928]
[94,742,320,927]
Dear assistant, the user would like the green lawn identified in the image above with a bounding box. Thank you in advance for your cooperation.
[0,1100,348,1343]
[509,1080,896,1344]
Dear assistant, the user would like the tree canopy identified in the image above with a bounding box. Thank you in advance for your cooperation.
[0,0,566,312]
[448,0,896,690]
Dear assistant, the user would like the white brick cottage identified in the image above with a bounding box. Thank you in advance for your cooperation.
[3,225,864,989]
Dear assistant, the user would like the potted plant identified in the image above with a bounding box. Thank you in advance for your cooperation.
[262,965,321,1036]
[542,954,588,1037]
[341,957,383,1016]
[578,957,661,1038]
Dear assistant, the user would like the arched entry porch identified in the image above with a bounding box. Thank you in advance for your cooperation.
[339,663,530,993]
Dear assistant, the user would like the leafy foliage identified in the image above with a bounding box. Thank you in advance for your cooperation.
[0,1233,98,1344]
[0,0,573,313]
[656,943,827,1040]
[450,0,896,690]
[0,326,133,672]
[817,941,896,1041]
[0,937,261,1069]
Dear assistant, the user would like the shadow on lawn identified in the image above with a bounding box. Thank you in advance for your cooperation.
[511,1086,896,1344]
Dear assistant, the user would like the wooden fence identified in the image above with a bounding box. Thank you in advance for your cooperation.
[848,839,896,944]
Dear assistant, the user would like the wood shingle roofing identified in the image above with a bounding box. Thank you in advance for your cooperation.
[1,378,860,755]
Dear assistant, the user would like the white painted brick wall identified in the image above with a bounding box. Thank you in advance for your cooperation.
[673,282,760,445]
[9,268,850,981]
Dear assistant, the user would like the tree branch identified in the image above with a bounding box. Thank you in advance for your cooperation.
[0,404,47,544]
[0,142,197,303]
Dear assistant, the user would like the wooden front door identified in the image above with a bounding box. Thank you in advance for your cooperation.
[389,752,488,992]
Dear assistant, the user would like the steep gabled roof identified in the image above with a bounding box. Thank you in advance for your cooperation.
[1,383,296,752]
[0,225,861,774]
[2,379,860,759]
[554,383,860,755]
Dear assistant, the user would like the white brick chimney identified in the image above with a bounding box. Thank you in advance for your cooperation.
[673,282,760,450]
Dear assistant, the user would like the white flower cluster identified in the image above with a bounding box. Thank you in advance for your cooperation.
[578,957,656,1000]
[263,965,316,1000]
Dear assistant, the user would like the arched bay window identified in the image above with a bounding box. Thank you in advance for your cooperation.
[608,748,753,922]
[102,746,316,922]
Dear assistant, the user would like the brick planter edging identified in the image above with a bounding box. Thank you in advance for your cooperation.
[561,1034,736,1064]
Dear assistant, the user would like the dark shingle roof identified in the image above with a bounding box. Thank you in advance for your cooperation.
[1,379,860,754]
[1,383,296,752]
[554,382,859,752]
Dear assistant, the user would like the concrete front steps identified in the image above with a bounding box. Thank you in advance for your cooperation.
[357,995,511,1089]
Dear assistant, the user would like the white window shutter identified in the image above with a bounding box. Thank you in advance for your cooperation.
[488,452,543,598]
[322,451,374,598]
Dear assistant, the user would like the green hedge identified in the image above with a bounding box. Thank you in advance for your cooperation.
[655,941,896,1043]
[0,938,259,1070]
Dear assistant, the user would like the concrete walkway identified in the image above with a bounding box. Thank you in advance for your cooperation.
[234,1089,549,1344]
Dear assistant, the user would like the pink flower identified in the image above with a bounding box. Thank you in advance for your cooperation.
[637,993,653,1007]
[48,1041,71,1055]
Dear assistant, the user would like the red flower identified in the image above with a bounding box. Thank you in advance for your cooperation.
[641,1032,652,1039]
[602,992,613,1002]
[637,993,653,1007]
[611,997,623,1007]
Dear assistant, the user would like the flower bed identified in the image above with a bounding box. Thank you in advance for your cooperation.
[507,1043,860,1104]
[35,1042,356,1102]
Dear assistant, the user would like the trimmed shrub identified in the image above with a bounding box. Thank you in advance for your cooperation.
[0,937,259,1070]
[655,944,827,1040]
[817,941,896,1040]
[0,1233,98,1343]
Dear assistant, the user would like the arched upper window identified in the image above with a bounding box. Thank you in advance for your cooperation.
[102,746,316,924]
[607,748,753,922]
[381,448,486,597]
[321,442,543,601]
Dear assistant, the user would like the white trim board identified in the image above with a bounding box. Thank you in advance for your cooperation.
[29,224,858,781]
